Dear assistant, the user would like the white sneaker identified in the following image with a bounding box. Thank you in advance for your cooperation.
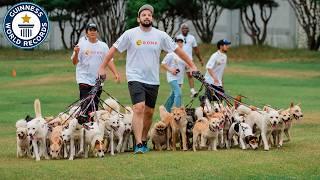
[190,88,198,98]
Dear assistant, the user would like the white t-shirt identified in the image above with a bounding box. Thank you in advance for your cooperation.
[74,40,109,86]
[178,33,197,60]
[114,27,177,85]
[204,50,227,86]
[161,52,186,84]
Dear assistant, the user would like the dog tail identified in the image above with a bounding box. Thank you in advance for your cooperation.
[159,105,169,118]
[34,99,42,118]
[125,106,133,114]
[237,105,251,115]
[103,98,120,114]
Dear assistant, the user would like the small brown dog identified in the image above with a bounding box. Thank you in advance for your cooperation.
[149,121,167,151]
[192,117,221,151]
[49,126,63,159]
[159,106,188,151]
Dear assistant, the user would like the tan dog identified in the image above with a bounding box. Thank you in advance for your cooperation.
[149,121,167,151]
[286,102,303,142]
[192,117,221,151]
[16,119,30,158]
[49,126,63,159]
[169,107,188,151]
[159,106,188,151]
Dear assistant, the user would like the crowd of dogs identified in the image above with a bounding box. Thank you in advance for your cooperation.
[15,96,303,161]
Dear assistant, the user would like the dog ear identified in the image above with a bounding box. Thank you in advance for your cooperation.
[278,109,284,113]
[95,139,100,145]
[58,139,62,146]
[297,103,301,106]
[101,139,105,144]
[290,102,294,108]
[180,107,185,111]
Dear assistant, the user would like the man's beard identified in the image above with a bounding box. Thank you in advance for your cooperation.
[141,20,152,27]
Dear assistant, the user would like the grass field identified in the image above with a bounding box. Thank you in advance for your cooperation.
[0,46,319,179]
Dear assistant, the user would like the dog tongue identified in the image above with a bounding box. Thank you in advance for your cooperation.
[272,124,276,129]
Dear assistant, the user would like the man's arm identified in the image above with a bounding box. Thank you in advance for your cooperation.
[193,46,204,66]
[71,45,80,65]
[98,46,117,79]
[107,60,120,83]
[174,47,197,71]
[207,68,220,86]
[161,63,178,75]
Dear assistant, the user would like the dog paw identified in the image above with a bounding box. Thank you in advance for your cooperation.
[68,157,74,160]
[36,158,40,161]
[45,156,50,160]
[264,148,269,151]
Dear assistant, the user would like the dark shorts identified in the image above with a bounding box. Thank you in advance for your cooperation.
[205,84,225,102]
[79,83,102,115]
[128,81,159,108]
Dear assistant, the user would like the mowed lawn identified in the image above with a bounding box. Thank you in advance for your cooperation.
[0,47,319,179]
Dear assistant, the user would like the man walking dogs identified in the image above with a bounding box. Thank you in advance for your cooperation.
[98,4,197,154]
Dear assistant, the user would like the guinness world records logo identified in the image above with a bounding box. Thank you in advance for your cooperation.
[3,2,50,49]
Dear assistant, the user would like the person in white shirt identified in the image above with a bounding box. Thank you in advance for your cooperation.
[178,23,204,97]
[161,35,187,112]
[98,4,197,154]
[71,23,119,123]
[204,39,231,102]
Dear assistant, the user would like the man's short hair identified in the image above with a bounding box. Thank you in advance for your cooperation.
[180,23,189,29]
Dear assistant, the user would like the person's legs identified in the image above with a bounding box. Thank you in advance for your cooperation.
[164,92,174,112]
[78,83,93,122]
[142,83,159,151]
[186,72,197,97]
[171,80,182,107]
[132,102,145,146]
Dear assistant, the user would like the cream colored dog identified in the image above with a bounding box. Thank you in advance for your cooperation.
[27,99,50,161]
[237,105,280,151]
[192,117,221,151]
[49,126,63,159]
[16,119,30,158]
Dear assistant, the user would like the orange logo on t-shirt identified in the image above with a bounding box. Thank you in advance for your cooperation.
[136,40,142,46]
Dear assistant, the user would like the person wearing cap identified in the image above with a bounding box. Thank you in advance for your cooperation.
[178,23,204,98]
[98,4,197,154]
[161,35,187,112]
[71,23,120,120]
[204,39,231,102]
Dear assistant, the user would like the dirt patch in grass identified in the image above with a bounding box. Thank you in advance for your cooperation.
[226,66,320,79]
[1,75,74,89]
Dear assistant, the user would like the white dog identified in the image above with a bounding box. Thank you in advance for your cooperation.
[27,99,50,161]
[65,118,84,160]
[121,107,133,152]
[16,118,30,158]
[228,122,258,150]
[82,122,106,158]
[106,114,125,155]
[237,105,280,151]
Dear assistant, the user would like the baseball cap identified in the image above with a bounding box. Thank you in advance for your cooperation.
[175,35,184,42]
[138,4,154,16]
[86,23,98,31]
[217,39,231,48]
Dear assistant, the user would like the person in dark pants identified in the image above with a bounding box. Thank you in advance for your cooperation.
[71,23,119,122]
[204,39,231,102]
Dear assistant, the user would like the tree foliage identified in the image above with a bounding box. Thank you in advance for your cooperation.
[288,0,320,51]
[218,0,278,45]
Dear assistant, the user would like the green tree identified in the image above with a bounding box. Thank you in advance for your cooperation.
[217,0,278,45]
[86,0,127,45]
[126,0,189,36]
[288,0,320,51]
[188,0,223,43]
[35,0,90,49]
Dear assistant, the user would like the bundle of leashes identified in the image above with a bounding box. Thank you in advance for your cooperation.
[191,71,262,111]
